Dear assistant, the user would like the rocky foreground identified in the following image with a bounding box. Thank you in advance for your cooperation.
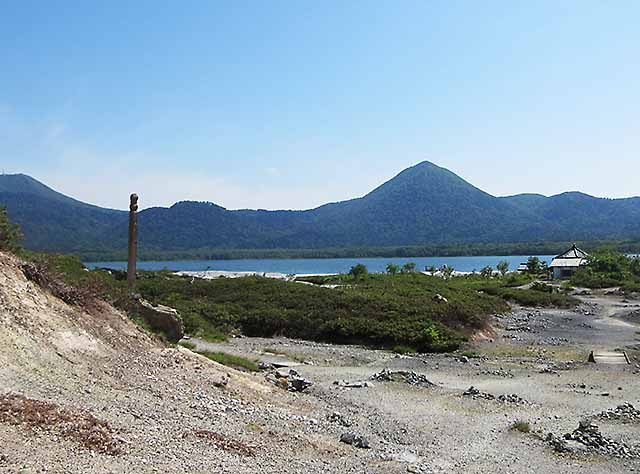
[1,251,640,473]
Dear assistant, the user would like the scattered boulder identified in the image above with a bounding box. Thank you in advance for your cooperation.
[333,380,373,388]
[132,297,184,342]
[539,367,559,375]
[595,402,640,423]
[480,368,514,378]
[497,394,529,405]
[288,375,313,392]
[407,464,435,474]
[327,411,351,427]
[340,432,370,449]
[432,294,448,304]
[267,368,313,392]
[463,386,494,400]
[548,420,640,459]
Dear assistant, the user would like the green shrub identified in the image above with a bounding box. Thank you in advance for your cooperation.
[348,264,369,280]
[0,206,22,253]
[197,351,259,372]
[401,262,417,273]
[530,282,554,293]
[392,345,417,354]
[571,249,640,289]
[511,420,531,433]
[483,286,578,308]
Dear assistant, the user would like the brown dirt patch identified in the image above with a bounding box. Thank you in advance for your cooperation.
[187,429,255,457]
[0,393,122,455]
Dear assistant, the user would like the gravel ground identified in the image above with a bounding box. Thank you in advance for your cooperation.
[1,251,640,473]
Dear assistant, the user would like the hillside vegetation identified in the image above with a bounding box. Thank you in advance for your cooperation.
[571,249,640,292]
[23,252,581,353]
[3,162,640,258]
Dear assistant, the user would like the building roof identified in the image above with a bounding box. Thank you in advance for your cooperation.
[549,244,589,268]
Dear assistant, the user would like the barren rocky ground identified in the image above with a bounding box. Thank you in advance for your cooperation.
[1,251,640,473]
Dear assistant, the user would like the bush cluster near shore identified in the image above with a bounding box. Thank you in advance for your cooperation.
[138,272,509,352]
[570,249,640,292]
[20,251,585,353]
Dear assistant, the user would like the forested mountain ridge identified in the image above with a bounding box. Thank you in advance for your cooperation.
[1,162,639,256]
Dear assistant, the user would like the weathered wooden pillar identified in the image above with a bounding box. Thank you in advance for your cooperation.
[127,194,138,289]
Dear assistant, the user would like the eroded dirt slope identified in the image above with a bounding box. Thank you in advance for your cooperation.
[0,253,383,473]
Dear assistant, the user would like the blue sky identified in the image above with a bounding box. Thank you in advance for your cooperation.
[1,1,638,210]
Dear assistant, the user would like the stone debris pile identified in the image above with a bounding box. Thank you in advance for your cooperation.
[327,411,351,427]
[369,369,435,387]
[266,368,313,392]
[536,337,570,346]
[480,368,514,378]
[497,394,529,405]
[595,402,640,423]
[462,387,528,404]
[462,386,494,400]
[547,420,640,459]
[333,380,373,389]
[505,325,532,333]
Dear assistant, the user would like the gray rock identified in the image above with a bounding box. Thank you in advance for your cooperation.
[133,297,184,342]
[340,432,370,449]
[327,411,351,427]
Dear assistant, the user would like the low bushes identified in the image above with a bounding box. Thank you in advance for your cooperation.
[134,273,503,353]
[571,249,640,290]
[21,252,581,353]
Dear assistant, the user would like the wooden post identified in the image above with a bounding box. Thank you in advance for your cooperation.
[127,194,138,289]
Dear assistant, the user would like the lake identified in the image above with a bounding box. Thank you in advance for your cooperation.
[86,255,553,275]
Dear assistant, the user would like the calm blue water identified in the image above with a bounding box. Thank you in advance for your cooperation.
[86,255,553,275]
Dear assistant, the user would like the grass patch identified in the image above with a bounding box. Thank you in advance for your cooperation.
[178,340,197,350]
[484,287,579,308]
[457,350,481,359]
[262,347,304,361]
[197,351,259,372]
[245,422,264,433]
[391,345,417,354]
[511,420,531,433]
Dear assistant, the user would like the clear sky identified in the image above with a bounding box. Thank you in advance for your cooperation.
[1,1,638,210]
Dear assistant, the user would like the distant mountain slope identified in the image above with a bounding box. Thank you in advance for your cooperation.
[502,192,640,240]
[1,162,640,255]
[0,173,126,251]
[0,173,114,210]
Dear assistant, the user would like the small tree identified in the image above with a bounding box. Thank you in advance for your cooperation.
[526,256,541,274]
[0,205,22,253]
[480,266,493,278]
[385,263,400,275]
[349,263,368,280]
[496,260,510,276]
[425,265,438,275]
[401,262,417,273]
[440,265,455,279]
[540,260,549,277]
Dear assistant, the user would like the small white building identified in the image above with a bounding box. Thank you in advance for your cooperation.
[549,244,589,280]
